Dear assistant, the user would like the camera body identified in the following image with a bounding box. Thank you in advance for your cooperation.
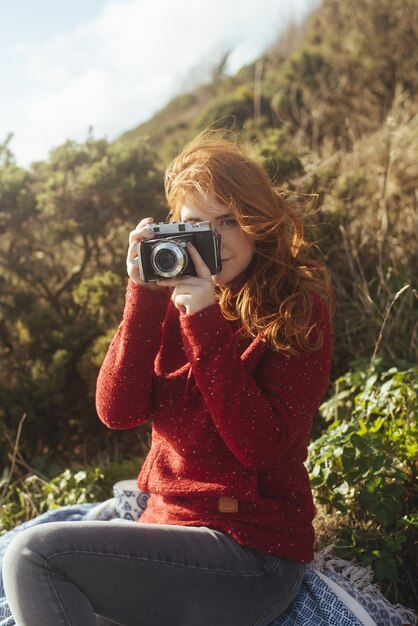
[137,221,222,282]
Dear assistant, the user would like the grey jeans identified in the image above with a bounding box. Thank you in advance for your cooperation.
[3,521,305,626]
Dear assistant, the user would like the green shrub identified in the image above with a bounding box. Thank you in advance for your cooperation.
[0,458,141,535]
[308,359,417,600]
[195,86,271,131]
[253,126,304,183]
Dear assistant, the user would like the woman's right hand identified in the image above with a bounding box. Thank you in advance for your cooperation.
[126,217,161,288]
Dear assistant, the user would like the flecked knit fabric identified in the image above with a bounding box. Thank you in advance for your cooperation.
[96,281,332,563]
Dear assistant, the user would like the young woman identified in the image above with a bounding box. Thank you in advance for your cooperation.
[3,134,333,626]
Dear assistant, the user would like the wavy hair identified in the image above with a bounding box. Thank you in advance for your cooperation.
[164,133,334,354]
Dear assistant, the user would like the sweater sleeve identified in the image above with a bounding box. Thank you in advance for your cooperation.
[95,281,170,430]
[179,299,332,469]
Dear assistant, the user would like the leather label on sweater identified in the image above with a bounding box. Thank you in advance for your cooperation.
[218,497,239,513]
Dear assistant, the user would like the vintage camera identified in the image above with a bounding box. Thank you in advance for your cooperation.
[137,221,222,282]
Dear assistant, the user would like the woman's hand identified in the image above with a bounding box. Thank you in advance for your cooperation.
[126,217,163,289]
[157,243,216,314]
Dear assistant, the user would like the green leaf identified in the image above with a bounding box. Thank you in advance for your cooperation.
[380,482,406,497]
[374,504,391,526]
[374,557,398,582]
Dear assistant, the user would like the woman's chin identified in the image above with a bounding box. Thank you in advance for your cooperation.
[212,269,248,287]
[212,272,233,286]
[212,273,229,285]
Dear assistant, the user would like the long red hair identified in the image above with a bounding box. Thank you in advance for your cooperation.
[165,133,333,354]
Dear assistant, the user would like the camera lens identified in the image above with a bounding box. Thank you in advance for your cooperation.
[151,242,187,278]
[156,250,176,271]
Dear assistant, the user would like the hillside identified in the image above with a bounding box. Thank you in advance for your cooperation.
[124,0,418,161]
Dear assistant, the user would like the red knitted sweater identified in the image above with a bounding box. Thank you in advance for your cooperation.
[96,281,332,563]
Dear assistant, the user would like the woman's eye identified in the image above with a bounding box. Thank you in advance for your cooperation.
[221,218,237,227]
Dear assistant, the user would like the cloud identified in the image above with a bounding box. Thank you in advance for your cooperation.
[5,0,317,166]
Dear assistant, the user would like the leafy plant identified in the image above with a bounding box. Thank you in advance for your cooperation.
[308,359,417,599]
[253,126,304,183]
[195,86,271,131]
[0,459,141,535]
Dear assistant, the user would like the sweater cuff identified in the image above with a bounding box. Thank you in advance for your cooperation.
[124,280,170,321]
[179,302,233,351]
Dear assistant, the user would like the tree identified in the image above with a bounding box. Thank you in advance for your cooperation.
[0,135,165,470]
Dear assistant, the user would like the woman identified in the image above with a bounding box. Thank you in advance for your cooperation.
[3,134,333,626]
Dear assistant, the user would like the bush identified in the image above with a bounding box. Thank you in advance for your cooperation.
[253,126,304,183]
[308,359,417,604]
[0,459,141,534]
[195,86,271,131]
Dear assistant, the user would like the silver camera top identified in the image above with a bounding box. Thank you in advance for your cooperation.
[149,221,213,234]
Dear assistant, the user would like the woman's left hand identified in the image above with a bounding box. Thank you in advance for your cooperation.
[157,243,216,314]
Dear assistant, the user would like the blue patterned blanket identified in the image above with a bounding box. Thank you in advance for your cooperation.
[0,502,415,626]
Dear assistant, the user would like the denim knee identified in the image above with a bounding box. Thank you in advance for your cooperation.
[3,524,50,584]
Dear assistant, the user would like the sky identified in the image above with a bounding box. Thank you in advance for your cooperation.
[0,0,319,167]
